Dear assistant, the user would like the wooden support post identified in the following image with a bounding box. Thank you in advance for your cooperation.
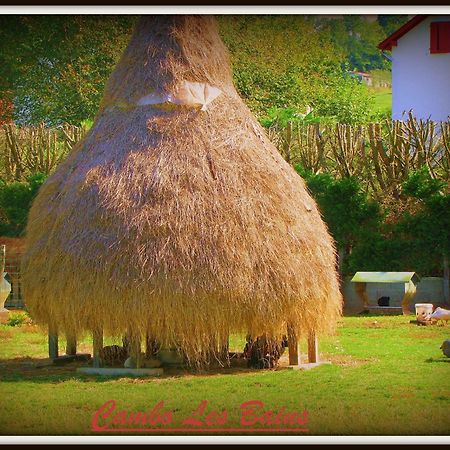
[145,334,160,359]
[220,335,229,357]
[220,335,230,366]
[48,326,59,360]
[123,332,131,355]
[131,335,142,369]
[66,335,77,356]
[307,331,319,364]
[93,328,103,368]
[287,323,301,366]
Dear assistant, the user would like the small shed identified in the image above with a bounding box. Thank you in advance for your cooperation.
[351,272,420,315]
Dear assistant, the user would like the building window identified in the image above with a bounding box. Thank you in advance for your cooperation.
[430,22,450,54]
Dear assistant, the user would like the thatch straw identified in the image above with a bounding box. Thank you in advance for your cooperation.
[21,16,342,365]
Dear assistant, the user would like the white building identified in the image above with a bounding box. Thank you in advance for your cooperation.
[378,15,450,121]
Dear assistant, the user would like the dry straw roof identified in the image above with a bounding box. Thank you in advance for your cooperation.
[22,16,342,364]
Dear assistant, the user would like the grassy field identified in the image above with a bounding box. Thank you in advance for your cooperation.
[370,87,392,117]
[0,315,449,436]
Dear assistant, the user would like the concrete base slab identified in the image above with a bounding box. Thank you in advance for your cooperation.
[287,361,331,371]
[35,358,55,368]
[77,367,164,377]
[367,306,404,316]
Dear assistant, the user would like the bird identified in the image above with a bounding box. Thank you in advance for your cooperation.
[430,307,450,325]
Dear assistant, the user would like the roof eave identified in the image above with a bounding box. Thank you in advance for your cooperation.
[378,15,428,51]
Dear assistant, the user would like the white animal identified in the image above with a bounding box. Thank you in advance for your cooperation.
[430,307,450,325]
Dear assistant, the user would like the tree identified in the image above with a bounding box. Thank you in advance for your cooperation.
[0,16,136,125]
[0,96,13,125]
[316,16,389,72]
[0,173,47,236]
[1,15,377,125]
[218,15,373,122]
[400,168,450,301]
[377,15,409,35]
[295,167,381,277]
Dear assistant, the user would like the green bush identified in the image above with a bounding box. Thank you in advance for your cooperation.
[218,16,375,123]
[0,173,47,236]
[6,312,27,327]
[260,107,324,128]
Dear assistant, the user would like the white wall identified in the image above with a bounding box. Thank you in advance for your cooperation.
[392,16,450,121]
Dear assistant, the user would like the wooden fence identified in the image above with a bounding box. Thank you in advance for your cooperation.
[1,115,448,193]
[0,123,86,182]
[268,113,449,201]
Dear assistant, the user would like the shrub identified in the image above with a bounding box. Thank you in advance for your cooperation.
[6,312,27,327]
[0,172,47,236]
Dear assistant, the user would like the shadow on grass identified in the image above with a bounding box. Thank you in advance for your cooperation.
[425,357,450,363]
[0,356,273,384]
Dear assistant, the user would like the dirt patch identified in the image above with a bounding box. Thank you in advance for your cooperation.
[324,354,376,367]
[361,319,412,330]
[0,329,13,340]
[0,358,88,380]
[364,320,383,329]
[405,331,441,339]
[390,386,416,400]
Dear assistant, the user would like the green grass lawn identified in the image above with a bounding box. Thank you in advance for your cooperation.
[0,316,449,436]
[371,88,392,117]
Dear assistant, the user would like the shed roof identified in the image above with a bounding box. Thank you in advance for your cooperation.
[351,272,420,284]
[378,15,428,51]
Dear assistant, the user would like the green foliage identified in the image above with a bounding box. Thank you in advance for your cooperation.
[377,15,409,35]
[400,169,450,263]
[316,15,407,72]
[260,108,322,128]
[6,312,27,327]
[348,168,450,276]
[295,165,449,277]
[0,15,394,125]
[0,173,47,236]
[0,16,136,125]
[309,73,375,124]
[347,231,406,273]
[218,15,374,123]
[295,167,382,274]
[402,167,446,200]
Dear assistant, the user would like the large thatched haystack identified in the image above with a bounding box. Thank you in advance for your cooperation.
[22,15,342,364]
